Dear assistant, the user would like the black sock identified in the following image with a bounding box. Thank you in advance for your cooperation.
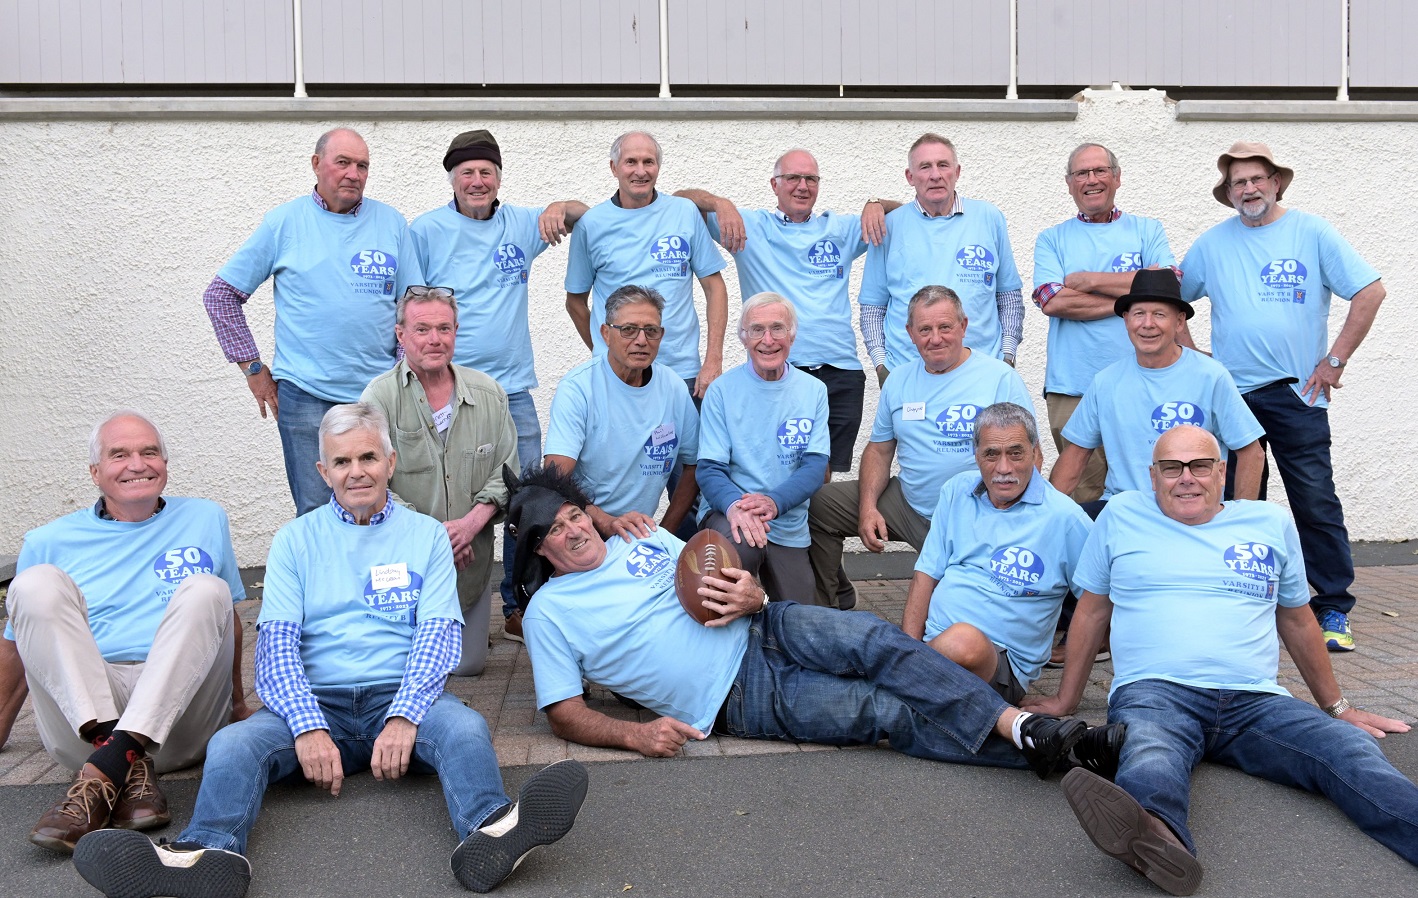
[81,719,119,748]
[86,731,144,785]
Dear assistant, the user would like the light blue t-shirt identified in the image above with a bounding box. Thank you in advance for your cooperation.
[408,201,550,393]
[697,364,830,547]
[870,352,1036,517]
[11,498,243,662]
[258,501,462,689]
[545,358,700,517]
[1073,491,1309,697]
[708,208,866,369]
[1033,212,1176,396]
[523,530,750,733]
[1062,347,1264,498]
[859,199,1023,367]
[1181,210,1381,407]
[916,472,1092,688]
[564,193,727,379]
[218,196,423,403]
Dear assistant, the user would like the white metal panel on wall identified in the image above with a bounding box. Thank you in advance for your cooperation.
[1350,0,1418,87]
[840,0,1009,86]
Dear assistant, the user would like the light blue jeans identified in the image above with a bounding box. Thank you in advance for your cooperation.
[274,380,337,516]
[499,390,542,617]
[179,687,507,854]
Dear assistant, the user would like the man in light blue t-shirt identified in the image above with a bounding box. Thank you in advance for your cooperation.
[5,412,244,855]
[564,131,729,401]
[202,128,423,515]
[904,403,1095,708]
[697,295,830,605]
[1032,143,1178,504]
[1181,142,1386,653]
[676,149,901,475]
[1052,269,1265,510]
[860,133,1024,377]
[408,128,590,644]
[1027,426,1416,893]
[74,404,587,898]
[809,286,1034,608]
[545,284,700,552]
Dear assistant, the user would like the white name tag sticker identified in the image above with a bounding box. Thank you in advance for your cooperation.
[651,423,677,446]
[370,563,410,591]
[903,402,926,421]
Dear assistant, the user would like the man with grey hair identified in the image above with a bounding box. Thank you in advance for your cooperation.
[903,402,1096,709]
[675,149,901,478]
[696,294,828,604]
[1032,142,1178,504]
[361,287,520,676]
[409,130,589,641]
[203,127,424,516]
[3,411,246,854]
[75,403,588,897]
[544,284,700,550]
[565,130,729,401]
[808,286,1034,608]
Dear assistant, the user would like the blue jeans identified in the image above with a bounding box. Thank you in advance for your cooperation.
[275,380,337,516]
[1227,381,1354,614]
[723,603,1028,768]
[1109,679,1418,863]
[179,688,507,854]
[499,390,543,617]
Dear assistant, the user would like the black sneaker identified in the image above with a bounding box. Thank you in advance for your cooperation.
[73,829,251,898]
[1070,723,1127,781]
[452,759,589,892]
[1019,714,1088,779]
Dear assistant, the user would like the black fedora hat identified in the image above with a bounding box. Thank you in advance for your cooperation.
[1114,269,1193,320]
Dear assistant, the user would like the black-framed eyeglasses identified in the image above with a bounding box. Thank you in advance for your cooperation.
[403,285,456,299]
[1153,458,1218,478]
[610,323,664,340]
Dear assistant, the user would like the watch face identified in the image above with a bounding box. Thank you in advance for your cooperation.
[247,361,264,375]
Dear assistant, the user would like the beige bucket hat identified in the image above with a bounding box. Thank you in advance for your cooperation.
[1212,141,1294,206]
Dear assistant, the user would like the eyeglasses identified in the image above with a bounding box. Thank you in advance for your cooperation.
[403,285,456,299]
[609,323,664,340]
[1068,166,1115,182]
[743,323,790,339]
[1153,458,1218,478]
[1228,174,1274,191]
[775,174,821,186]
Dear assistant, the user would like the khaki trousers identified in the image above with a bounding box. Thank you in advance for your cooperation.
[807,477,931,606]
[1046,392,1108,505]
[8,564,234,773]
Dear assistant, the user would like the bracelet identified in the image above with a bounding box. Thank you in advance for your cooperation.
[1324,696,1352,718]
[757,589,771,614]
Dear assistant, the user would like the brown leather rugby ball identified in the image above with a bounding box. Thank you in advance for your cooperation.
[675,530,742,625]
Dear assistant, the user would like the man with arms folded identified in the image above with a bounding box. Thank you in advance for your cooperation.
[1050,269,1265,511]
[696,294,828,605]
[1033,143,1178,504]
[408,128,588,644]
[808,286,1034,608]
[860,133,1023,380]
[3,411,245,853]
[1181,141,1385,652]
[74,404,587,898]
[504,464,1122,777]
[1027,425,1416,895]
[203,127,423,514]
[565,131,729,401]
[543,285,699,555]
[362,286,520,677]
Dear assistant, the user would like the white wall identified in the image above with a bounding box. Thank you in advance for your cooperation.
[2,89,1412,564]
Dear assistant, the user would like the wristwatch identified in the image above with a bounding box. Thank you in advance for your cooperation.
[1325,355,1346,369]
[243,360,265,377]
[1324,696,1352,718]
[866,197,884,205]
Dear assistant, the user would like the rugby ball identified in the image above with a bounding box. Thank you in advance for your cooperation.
[675,530,742,625]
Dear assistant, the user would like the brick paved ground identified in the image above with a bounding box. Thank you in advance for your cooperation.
[3,567,1416,786]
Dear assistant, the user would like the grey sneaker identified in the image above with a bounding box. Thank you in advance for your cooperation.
[73,829,251,898]
[452,759,589,892]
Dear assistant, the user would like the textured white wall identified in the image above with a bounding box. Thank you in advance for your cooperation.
[1,89,1413,564]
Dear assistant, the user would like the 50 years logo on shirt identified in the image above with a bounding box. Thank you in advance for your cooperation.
[777,418,815,460]
[1258,259,1309,303]
[956,245,996,272]
[363,564,423,617]
[649,235,692,277]
[1223,543,1279,581]
[1110,252,1143,272]
[626,545,674,584]
[494,243,529,284]
[988,546,1045,596]
[349,249,399,296]
[805,240,845,279]
[152,547,216,583]
[1151,401,1206,434]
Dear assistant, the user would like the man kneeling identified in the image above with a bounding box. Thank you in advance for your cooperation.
[75,404,586,897]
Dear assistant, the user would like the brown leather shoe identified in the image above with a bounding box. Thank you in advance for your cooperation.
[110,755,171,831]
[30,775,118,854]
[1062,768,1203,896]
[503,609,525,643]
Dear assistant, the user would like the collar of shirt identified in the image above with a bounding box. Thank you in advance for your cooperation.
[329,491,394,526]
[311,187,363,217]
[446,196,501,217]
[398,359,479,408]
[94,496,167,521]
[776,208,820,225]
[971,470,1046,508]
[914,194,965,219]
[1076,206,1123,224]
[611,189,659,208]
